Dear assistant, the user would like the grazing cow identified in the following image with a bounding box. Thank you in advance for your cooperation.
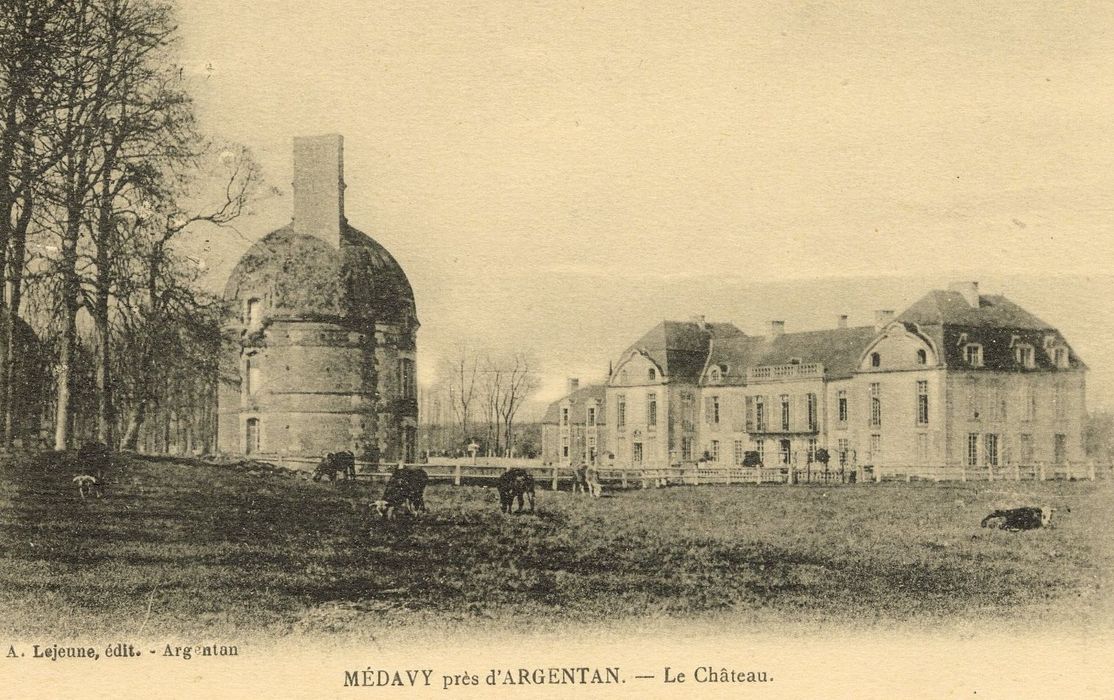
[375,466,428,519]
[72,474,103,500]
[573,463,590,494]
[313,451,356,483]
[496,468,535,514]
[981,506,1056,531]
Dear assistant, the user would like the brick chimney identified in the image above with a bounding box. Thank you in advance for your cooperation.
[948,281,980,308]
[567,378,579,395]
[874,310,895,331]
[837,314,848,329]
[769,320,785,337]
[292,134,346,246]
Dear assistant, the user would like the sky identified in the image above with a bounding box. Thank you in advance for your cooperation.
[174,1,1114,414]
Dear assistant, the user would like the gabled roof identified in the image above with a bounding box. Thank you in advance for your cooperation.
[897,291,1053,329]
[541,384,607,425]
[625,321,745,383]
[705,326,879,385]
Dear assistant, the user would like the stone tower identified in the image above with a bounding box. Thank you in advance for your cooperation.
[218,135,419,463]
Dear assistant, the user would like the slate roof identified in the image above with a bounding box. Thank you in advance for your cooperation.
[625,321,746,383]
[541,384,608,425]
[705,326,879,385]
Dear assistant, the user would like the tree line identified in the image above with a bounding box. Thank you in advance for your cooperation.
[0,0,259,453]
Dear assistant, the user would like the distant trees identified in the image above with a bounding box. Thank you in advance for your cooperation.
[1,0,261,452]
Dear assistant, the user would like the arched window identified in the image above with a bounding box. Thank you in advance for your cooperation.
[709,367,721,382]
[245,418,260,454]
[916,349,927,365]
[648,368,656,381]
[870,352,881,368]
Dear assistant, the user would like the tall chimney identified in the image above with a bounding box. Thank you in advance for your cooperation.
[874,310,895,331]
[769,320,785,337]
[948,281,980,308]
[567,377,580,395]
[837,314,848,329]
[292,134,345,245]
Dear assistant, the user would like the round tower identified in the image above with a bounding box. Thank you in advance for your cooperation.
[218,135,418,463]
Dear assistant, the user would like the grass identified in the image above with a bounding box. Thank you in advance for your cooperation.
[1,453,1110,642]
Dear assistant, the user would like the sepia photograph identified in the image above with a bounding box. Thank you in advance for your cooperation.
[1,1,1113,697]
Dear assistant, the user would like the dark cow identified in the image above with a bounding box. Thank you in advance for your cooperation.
[375,466,428,519]
[313,451,356,483]
[981,506,1055,531]
[572,463,590,494]
[496,468,535,514]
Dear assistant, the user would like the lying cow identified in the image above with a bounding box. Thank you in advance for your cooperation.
[497,468,535,514]
[981,506,1056,531]
[374,466,428,519]
[313,450,356,483]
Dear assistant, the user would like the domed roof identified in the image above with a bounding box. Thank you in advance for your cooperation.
[223,223,417,326]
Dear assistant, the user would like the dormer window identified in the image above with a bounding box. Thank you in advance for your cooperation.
[619,370,628,384]
[870,352,881,368]
[916,349,927,365]
[964,344,983,368]
[709,367,721,383]
[1053,347,1068,368]
[246,298,263,331]
[1015,344,1035,369]
[648,368,656,381]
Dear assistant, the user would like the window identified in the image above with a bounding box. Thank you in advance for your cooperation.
[1019,434,1034,463]
[707,396,720,425]
[733,440,744,465]
[967,383,981,422]
[1021,385,1035,421]
[587,406,596,426]
[398,358,416,399]
[616,395,626,429]
[779,439,791,465]
[984,433,999,467]
[1052,347,1068,368]
[710,440,720,463]
[648,368,656,381]
[647,393,657,426]
[1054,382,1067,420]
[837,438,850,465]
[681,392,695,430]
[709,367,721,382]
[1054,434,1067,464]
[245,357,260,396]
[837,390,848,425]
[869,383,881,427]
[869,434,881,464]
[754,438,765,464]
[632,442,642,463]
[245,417,260,454]
[967,433,979,467]
[1015,344,1034,368]
[561,436,569,458]
[807,438,818,463]
[870,352,881,368]
[916,349,927,365]
[964,344,983,367]
[780,394,790,431]
[807,393,817,431]
[246,298,262,331]
[916,433,929,465]
[561,407,569,427]
[681,436,693,461]
[916,380,929,426]
[745,396,755,432]
[755,396,766,431]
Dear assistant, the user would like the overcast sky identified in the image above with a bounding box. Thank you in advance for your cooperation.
[175,1,1114,412]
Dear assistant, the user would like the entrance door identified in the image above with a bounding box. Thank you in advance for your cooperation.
[245,418,260,455]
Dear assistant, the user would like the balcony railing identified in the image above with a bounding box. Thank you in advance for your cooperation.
[747,363,824,382]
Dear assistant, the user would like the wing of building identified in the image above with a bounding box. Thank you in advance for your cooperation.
[218,135,419,463]
[542,282,1086,473]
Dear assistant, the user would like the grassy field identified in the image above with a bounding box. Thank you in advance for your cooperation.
[1,453,1111,642]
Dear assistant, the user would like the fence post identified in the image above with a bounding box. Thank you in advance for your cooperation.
[960,464,966,482]
[453,463,462,486]
[1089,460,1096,481]
[1038,462,1045,481]
[621,470,628,488]
[874,466,881,483]
[756,467,762,485]
[987,464,993,482]
[1014,463,1021,481]
[551,465,559,491]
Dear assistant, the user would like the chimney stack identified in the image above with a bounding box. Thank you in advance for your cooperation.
[292,134,346,246]
[567,377,580,395]
[769,320,785,337]
[874,310,895,331]
[837,314,848,329]
[948,281,980,308]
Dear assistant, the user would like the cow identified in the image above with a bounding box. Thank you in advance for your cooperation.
[375,466,428,519]
[584,465,603,498]
[72,474,103,500]
[981,506,1056,531]
[572,463,590,494]
[496,468,535,514]
[313,451,356,483]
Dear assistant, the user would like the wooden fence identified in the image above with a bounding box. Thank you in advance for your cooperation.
[250,454,1104,488]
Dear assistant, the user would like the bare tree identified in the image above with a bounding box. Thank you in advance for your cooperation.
[495,352,539,457]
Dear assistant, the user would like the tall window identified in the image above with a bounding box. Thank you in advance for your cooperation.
[837,390,848,425]
[870,434,881,464]
[1053,382,1067,420]
[587,406,596,426]
[710,440,720,463]
[681,392,695,430]
[779,439,791,465]
[1019,434,1034,463]
[807,438,818,463]
[745,396,755,432]
[617,395,626,429]
[1054,434,1067,464]
[916,433,929,465]
[755,397,766,431]
[681,436,693,461]
[837,438,850,465]
[780,394,790,431]
[1053,347,1068,368]
[1015,344,1034,368]
[647,393,657,426]
[755,438,765,464]
[964,344,983,367]
[734,440,745,465]
[246,298,262,331]
[967,433,979,467]
[562,436,569,458]
[916,349,927,365]
[1021,385,1035,421]
[245,357,260,396]
[399,358,416,399]
[984,433,999,467]
[707,396,720,425]
[806,393,817,431]
[561,407,569,427]
[916,380,929,425]
[869,383,881,427]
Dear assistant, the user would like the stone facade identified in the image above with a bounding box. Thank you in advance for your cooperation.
[217,135,418,463]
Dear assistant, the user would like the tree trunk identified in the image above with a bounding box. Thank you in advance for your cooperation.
[119,400,146,450]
